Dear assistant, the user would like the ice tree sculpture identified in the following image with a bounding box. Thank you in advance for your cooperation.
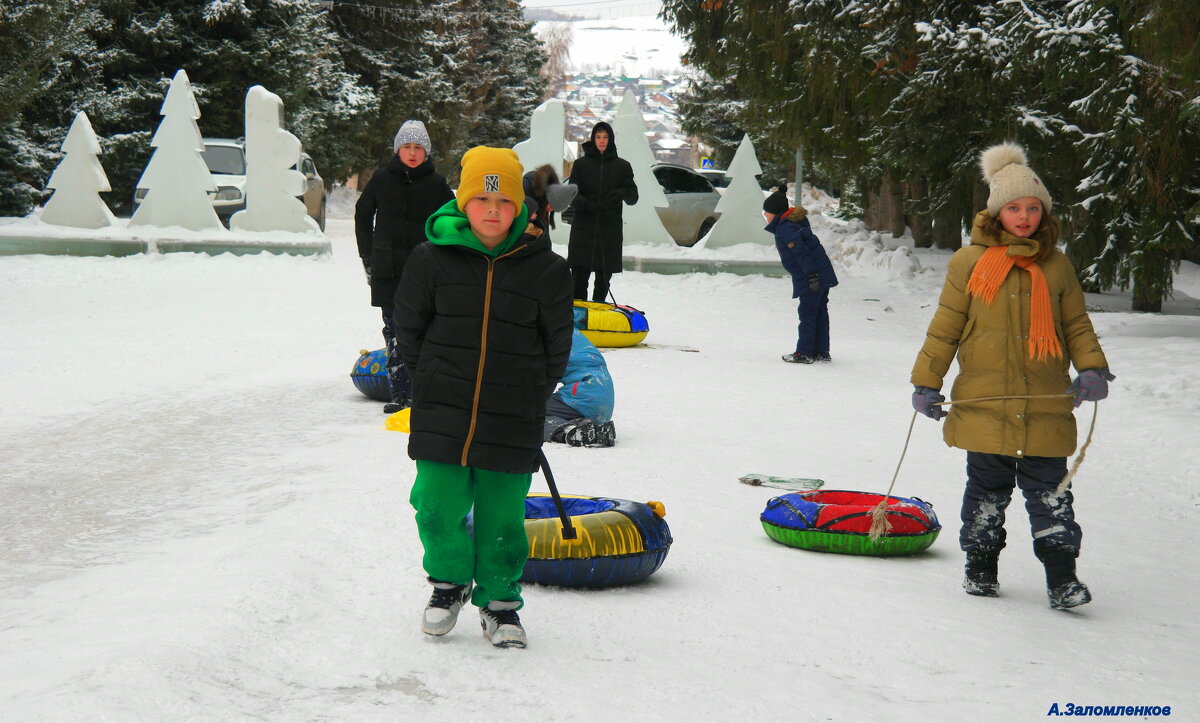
[610,89,674,246]
[514,99,567,180]
[130,70,221,230]
[703,134,774,249]
[231,86,316,233]
[40,112,116,228]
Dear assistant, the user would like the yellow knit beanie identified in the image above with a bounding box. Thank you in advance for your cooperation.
[980,142,1052,216]
[456,146,525,211]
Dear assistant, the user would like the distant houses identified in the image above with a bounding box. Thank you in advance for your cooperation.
[556,71,697,167]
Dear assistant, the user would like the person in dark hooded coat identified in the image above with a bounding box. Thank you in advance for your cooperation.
[355,120,454,413]
[566,121,638,301]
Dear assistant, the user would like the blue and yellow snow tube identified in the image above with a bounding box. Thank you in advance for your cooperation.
[523,494,671,587]
[351,348,390,402]
[573,301,649,347]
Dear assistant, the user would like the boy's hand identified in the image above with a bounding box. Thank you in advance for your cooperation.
[807,273,821,293]
[1068,368,1115,407]
[912,386,947,420]
[361,260,372,283]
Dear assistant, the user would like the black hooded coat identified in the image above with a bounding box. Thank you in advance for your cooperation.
[566,122,638,273]
[354,156,454,307]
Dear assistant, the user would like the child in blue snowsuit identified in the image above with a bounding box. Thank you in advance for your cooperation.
[544,329,616,447]
[763,185,838,363]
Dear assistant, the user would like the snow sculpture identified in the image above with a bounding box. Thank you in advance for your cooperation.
[40,112,116,229]
[610,89,674,246]
[231,85,318,234]
[130,69,223,231]
[514,99,567,180]
[703,134,774,249]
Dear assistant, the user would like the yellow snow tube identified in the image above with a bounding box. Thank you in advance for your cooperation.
[573,300,649,348]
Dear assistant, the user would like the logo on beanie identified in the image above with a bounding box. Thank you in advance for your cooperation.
[484,175,499,193]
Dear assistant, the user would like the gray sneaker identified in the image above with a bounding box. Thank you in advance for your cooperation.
[421,579,473,636]
[480,601,526,648]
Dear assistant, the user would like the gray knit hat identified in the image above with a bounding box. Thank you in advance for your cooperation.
[393,120,431,155]
[980,142,1052,216]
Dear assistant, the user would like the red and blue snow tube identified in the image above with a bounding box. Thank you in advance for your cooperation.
[523,495,671,586]
[761,490,940,556]
[351,348,390,402]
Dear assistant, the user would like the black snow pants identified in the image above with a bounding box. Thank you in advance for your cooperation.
[959,451,1082,555]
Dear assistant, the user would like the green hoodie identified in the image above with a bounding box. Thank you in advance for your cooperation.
[424,199,531,257]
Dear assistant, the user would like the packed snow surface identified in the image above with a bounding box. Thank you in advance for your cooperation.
[1,210,1198,720]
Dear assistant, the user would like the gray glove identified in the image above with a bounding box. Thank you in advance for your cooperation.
[546,183,578,211]
[1068,367,1115,407]
[807,273,821,294]
[912,385,947,420]
[361,259,371,284]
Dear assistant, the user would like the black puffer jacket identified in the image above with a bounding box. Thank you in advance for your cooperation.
[393,220,574,474]
[354,156,453,307]
[567,122,638,273]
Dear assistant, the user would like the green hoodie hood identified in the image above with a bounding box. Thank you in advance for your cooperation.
[424,199,530,257]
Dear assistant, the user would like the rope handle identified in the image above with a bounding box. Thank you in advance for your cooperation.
[868,394,1096,540]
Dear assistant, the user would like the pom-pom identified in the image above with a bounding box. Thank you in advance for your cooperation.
[979,142,1028,184]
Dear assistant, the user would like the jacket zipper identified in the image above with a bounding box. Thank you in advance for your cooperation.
[460,244,526,466]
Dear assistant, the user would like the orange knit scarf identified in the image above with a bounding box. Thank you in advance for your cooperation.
[966,245,1063,361]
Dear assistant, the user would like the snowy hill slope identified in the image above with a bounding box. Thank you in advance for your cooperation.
[0,216,1196,719]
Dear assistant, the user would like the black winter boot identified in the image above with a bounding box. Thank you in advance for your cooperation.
[1040,549,1092,609]
[963,547,1001,597]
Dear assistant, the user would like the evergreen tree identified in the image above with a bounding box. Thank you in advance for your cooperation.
[663,0,1200,310]
[0,0,106,215]
[1,0,373,217]
[328,0,546,182]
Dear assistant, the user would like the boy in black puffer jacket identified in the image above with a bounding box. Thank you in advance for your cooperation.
[394,147,573,649]
[355,120,453,413]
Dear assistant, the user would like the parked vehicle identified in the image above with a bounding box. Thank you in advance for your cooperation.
[131,138,327,230]
[695,168,730,189]
[561,163,721,247]
[651,163,722,246]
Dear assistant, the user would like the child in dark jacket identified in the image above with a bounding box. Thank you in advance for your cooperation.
[355,120,454,413]
[393,146,573,648]
[763,184,839,364]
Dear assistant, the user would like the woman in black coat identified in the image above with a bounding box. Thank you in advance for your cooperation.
[354,120,453,412]
[566,121,638,301]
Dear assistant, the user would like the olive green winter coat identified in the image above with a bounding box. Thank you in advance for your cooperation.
[911,212,1108,457]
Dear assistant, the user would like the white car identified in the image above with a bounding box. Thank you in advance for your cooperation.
[651,163,722,246]
[132,137,327,230]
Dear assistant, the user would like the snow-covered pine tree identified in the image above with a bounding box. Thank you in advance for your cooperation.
[40,111,116,228]
[466,0,548,150]
[327,0,445,173]
[0,1,104,215]
[129,69,221,231]
[42,0,373,214]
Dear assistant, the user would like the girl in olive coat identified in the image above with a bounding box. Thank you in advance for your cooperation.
[910,143,1114,610]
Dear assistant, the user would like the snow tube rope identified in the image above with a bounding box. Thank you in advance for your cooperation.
[523,494,671,586]
[573,301,649,348]
[761,490,940,556]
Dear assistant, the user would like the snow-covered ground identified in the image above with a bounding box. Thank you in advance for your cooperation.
[2,209,1197,720]
[536,14,686,77]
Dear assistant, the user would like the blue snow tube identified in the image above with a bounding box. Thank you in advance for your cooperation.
[351,348,390,402]
[522,495,672,587]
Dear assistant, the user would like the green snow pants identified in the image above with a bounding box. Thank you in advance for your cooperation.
[410,459,533,609]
